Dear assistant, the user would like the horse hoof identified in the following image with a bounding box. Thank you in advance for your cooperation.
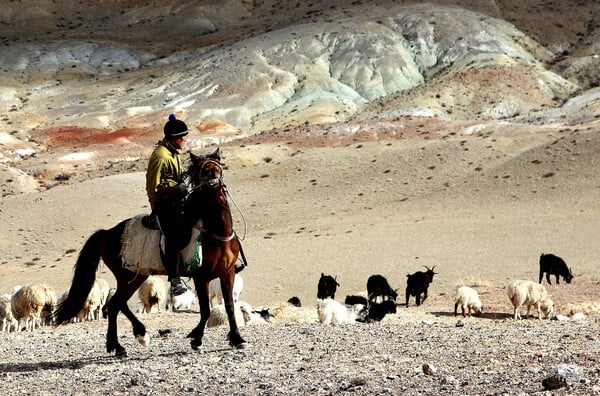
[235,342,249,350]
[116,349,127,358]
[136,334,149,347]
[190,340,202,351]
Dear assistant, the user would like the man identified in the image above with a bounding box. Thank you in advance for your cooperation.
[146,114,190,296]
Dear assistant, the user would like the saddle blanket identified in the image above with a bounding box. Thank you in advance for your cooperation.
[120,215,203,276]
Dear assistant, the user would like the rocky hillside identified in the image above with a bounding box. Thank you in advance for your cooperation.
[0,0,598,193]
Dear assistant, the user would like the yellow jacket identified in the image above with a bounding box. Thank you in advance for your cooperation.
[146,138,184,210]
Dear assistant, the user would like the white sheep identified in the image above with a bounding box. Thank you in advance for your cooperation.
[40,284,57,326]
[95,278,110,313]
[316,298,367,325]
[138,276,167,313]
[206,301,249,328]
[11,284,47,331]
[0,294,18,333]
[166,285,196,312]
[208,274,243,308]
[267,301,316,325]
[507,279,554,320]
[453,286,483,317]
[101,288,117,319]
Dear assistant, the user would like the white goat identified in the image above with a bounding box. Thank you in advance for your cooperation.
[0,294,18,333]
[507,280,554,320]
[166,286,196,312]
[453,286,483,317]
[138,276,167,313]
[316,298,367,325]
[208,274,243,308]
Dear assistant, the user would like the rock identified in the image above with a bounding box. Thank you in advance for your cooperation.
[553,314,570,321]
[570,312,586,321]
[422,363,437,376]
[542,364,581,390]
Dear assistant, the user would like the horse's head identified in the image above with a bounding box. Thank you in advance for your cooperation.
[186,148,224,188]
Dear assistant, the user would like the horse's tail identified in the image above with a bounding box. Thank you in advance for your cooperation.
[54,229,106,325]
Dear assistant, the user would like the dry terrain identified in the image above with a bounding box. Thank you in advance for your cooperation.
[1,0,599,394]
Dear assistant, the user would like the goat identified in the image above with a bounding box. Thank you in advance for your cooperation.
[316,298,367,325]
[317,273,339,300]
[366,299,397,322]
[345,295,369,306]
[287,296,302,307]
[166,285,196,312]
[453,286,483,317]
[405,266,437,306]
[366,274,398,302]
[507,279,554,320]
[539,253,573,285]
[208,274,243,308]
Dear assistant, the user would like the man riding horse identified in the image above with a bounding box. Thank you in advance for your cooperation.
[145,114,191,296]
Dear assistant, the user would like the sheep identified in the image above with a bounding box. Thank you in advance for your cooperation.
[73,280,103,321]
[206,301,250,328]
[102,288,117,319]
[0,294,18,333]
[267,301,316,325]
[166,285,196,312]
[507,280,554,320]
[453,286,483,317]
[317,273,340,300]
[366,300,397,322]
[138,276,167,314]
[11,284,47,331]
[316,298,367,325]
[405,266,437,306]
[40,284,57,326]
[539,253,573,285]
[95,278,110,313]
[208,274,243,308]
[366,274,398,302]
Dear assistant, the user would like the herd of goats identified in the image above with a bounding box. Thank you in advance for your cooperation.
[0,252,575,333]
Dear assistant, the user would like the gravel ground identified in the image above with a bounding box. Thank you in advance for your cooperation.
[1,310,599,395]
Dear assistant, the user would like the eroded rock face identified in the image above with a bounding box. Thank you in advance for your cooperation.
[0,0,597,193]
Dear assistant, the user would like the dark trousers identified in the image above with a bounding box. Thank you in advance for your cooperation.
[155,200,185,281]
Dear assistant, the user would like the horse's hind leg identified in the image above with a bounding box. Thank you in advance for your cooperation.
[106,275,148,357]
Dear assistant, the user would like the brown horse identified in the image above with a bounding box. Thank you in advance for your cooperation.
[54,148,247,356]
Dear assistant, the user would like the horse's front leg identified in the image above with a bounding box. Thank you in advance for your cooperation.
[187,278,210,350]
[220,273,247,349]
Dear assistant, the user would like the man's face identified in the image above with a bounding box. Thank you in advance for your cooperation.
[173,135,187,149]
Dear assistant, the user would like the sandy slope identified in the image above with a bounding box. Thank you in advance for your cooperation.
[2,125,599,317]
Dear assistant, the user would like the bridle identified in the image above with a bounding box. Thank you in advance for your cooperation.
[190,159,236,242]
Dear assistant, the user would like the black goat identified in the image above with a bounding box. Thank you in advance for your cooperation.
[366,274,398,302]
[539,253,573,285]
[405,266,437,306]
[287,296,302,307]
[317,273,340,300]
[366,300,397,322]
[344,295,369,306]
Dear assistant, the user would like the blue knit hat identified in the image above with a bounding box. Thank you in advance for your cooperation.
[163,114,188,137]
